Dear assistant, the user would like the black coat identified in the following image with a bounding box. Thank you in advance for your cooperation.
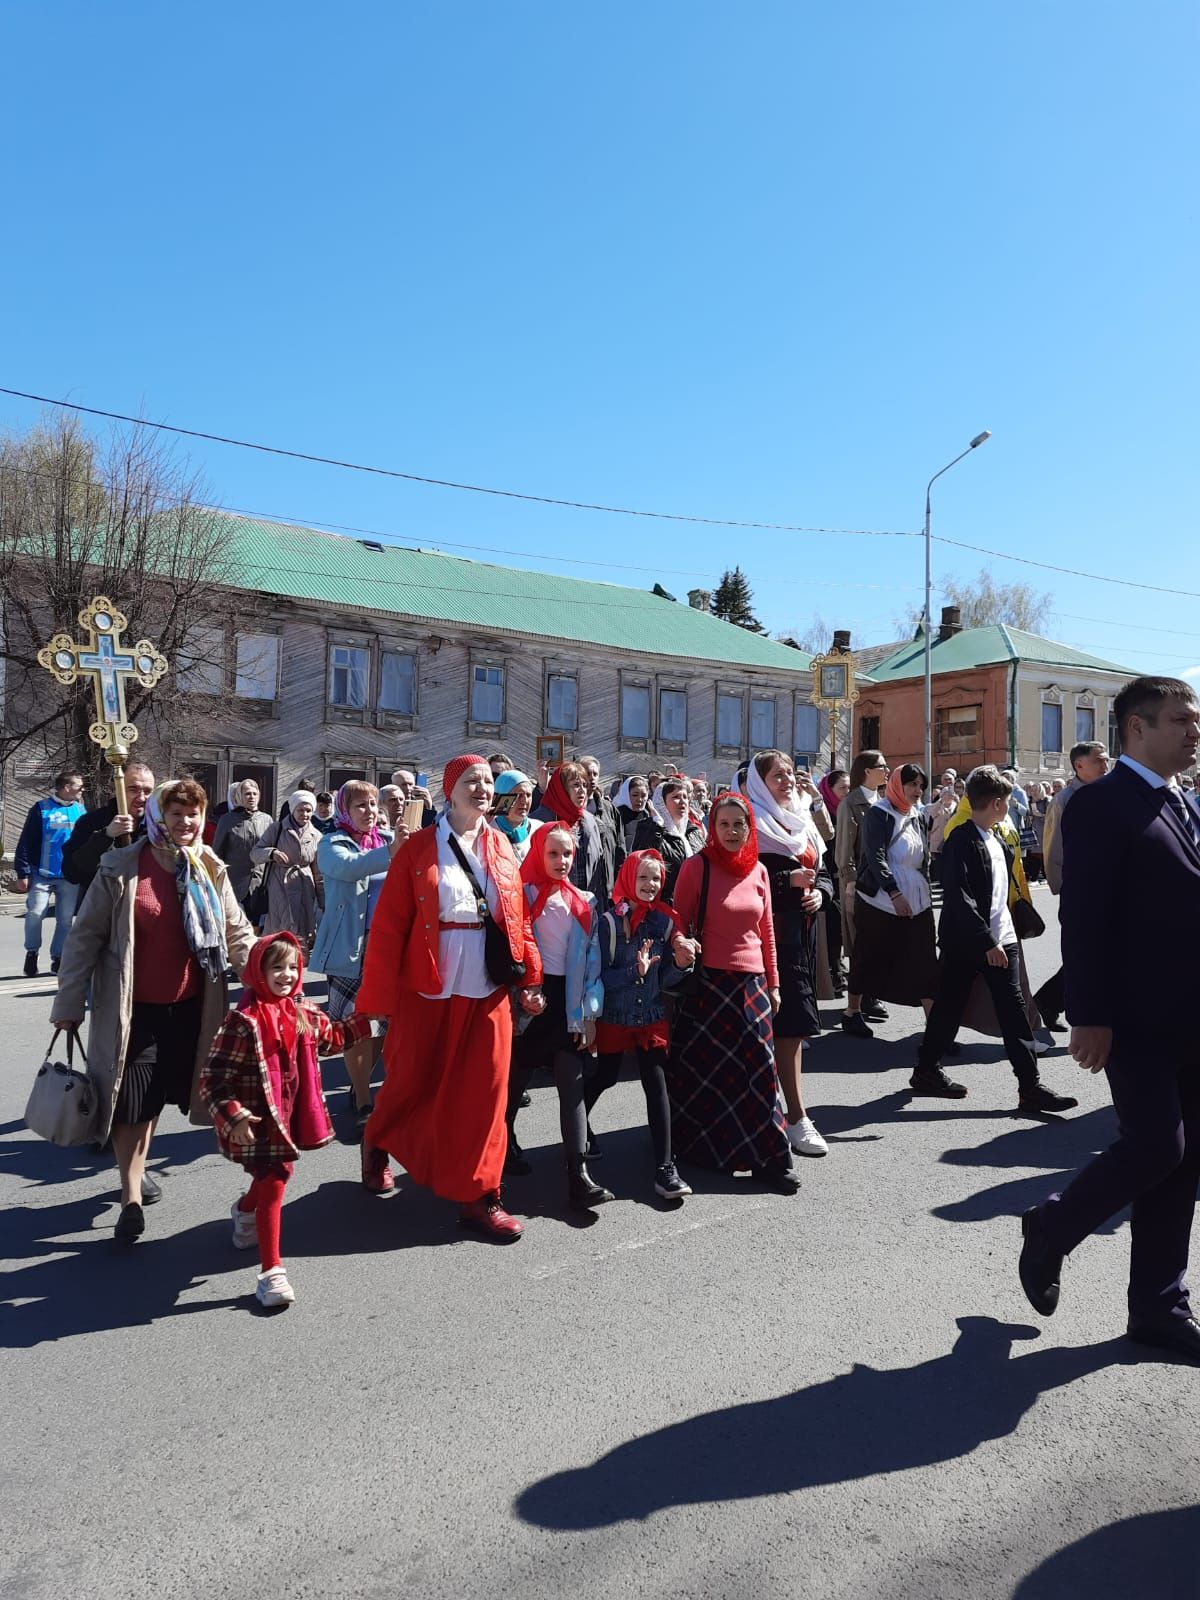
[61,802,147,898]
[587,791,626,904]
[936,821,1015,962]
[856,803,930,900]
[631,814,707,901]
[531,804,608,907]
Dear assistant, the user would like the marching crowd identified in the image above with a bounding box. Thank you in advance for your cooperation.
[12,675,1200,1360]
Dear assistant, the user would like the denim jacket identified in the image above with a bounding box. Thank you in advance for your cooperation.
[524,885,604,1031]
[597,906,688,1029]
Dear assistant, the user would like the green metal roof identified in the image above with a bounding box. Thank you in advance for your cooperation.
[863,623,1133,682]
[211,512,815,672]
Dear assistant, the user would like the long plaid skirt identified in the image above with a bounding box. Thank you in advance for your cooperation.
[665,969,791,1173]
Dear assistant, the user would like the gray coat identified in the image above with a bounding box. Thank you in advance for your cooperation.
[50,840,255,1138]
[213,807,272,903]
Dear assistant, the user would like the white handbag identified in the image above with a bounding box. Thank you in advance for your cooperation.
[25,1029,100,1146]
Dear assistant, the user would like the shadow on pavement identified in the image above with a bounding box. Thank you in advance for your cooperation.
[515,1317,1133,1529]
[1013,1505,1200,1597]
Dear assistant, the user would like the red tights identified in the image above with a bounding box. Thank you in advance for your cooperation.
[237,1172,288,1269]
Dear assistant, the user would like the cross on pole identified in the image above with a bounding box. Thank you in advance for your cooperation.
[38,595,168,814]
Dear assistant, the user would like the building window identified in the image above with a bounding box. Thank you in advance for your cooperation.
[329,644,369,709]
[621,682,651,741]
[234,633,279,700]
[1075,705,1095,743]
[751,696,776,749]
[859,714,880,751]
[1041,701,1063,753]
[936,704,981,755]
[793,703,820,756]
[659,688,687,742]
[379,651,416,714]
[546,673,578,732]
[328,765,368,792]
[178,625,224,695]
[471,664,505,724]
[1108,704,1120,758]
[717,692,744,747]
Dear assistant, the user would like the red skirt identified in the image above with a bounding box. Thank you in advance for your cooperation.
[594,1018,670,1054]
[365,987,512,1203]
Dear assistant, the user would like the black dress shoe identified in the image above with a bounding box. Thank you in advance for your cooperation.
[140,1172,163,1205]
[504,1136,533,1177]
[1126,1314,1200,1365]
[1019,1206,1062,1316]
[23,951,38,978]
[753,1165,801,1195]
[909,1067,968,1099]
[114,1202,145,1242]
[1040,1013,1066,1032]
[567,1160,614,1210]
[862,1000,889,1022]
[1018,1083,1079,1115]
[841,1012,874,1040]
[519,1090,532,1108]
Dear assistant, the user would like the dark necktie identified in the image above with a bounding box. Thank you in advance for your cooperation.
[1163,786,1200,847]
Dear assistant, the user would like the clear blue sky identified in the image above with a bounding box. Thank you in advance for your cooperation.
[3,3,1197,672]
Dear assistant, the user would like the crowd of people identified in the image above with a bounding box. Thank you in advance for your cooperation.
[14,678,1199,1354]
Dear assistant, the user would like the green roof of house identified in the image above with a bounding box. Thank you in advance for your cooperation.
[211,512,815,672]
[863,624,1133,682]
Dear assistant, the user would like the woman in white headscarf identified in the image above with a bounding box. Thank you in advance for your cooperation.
[213,778,272,910]
[250,789,321,943]
[745,750,834,1158]
[632,777,706,901]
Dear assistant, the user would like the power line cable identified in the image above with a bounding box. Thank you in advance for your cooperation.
[0,386,914,539]
[933,534,1200,599]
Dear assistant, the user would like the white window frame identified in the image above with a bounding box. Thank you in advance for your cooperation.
[470,662,506,727]
[329,643,370,710]
[658,685,688,745]
[546,670,579,733]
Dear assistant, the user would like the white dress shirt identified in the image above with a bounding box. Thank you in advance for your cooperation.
[534,890,574,977]
[977,824,1016,946]
[420,816,500,1000]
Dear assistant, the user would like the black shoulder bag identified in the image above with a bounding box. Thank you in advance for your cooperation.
[447,832,527,987]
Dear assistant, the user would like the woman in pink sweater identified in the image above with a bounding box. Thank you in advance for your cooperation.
[665,793,798,1193]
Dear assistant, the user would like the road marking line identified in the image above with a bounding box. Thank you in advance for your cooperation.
[526,1199,771,1280]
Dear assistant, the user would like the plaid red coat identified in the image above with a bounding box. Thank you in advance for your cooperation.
[200,1000,370,1170]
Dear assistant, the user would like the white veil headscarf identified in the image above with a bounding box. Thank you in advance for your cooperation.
[652,780,691,841]
[744,759,822,861]
[616,777,661,822]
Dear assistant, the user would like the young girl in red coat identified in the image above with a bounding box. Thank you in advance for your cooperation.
[201,931,371,1308]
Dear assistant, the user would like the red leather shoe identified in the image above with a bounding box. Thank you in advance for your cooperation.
[361,1143,395,1194]
[458,1191,524,1241]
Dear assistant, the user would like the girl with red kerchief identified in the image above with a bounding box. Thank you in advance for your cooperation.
[665,793,798,1193]
[584,849,696,1201]
[356,756,544,1241]
[201,931,372,1307]
[504,824,612,1211]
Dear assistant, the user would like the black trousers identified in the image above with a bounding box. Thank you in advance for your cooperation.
[585,1049,671,1166]
[1041,1035,1200,1323]
[917,943,1038,1086]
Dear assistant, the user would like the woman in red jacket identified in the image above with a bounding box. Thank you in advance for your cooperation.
[357,755,545,1240]
[665,792,798,1193]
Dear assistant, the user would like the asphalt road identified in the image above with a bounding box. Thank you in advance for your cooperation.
[1,884,1196,1600]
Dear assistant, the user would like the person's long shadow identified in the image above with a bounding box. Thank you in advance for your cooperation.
[0,1120,222,1188]
[515,1317,1132,1529]
[1013,1505,1200,1597]
[932,1108,1123,1228]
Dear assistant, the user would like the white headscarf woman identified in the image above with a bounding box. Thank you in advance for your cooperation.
[652,779,693,842]
[744,756,824,862]
[617,776,661,823]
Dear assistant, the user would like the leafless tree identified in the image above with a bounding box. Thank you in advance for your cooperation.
[775,613,834,654]
[898,568,1054,635]
[0,413,241,791]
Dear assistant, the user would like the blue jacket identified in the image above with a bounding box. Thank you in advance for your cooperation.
[310,829,394,980]
[523,884,603,1031]
[16,796,86,881]
[597,905,687,1029]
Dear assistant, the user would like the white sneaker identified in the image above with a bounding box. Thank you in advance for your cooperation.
[230,1196,258,1250]
[256,1267,295,1308]
[788,1116,829,1158]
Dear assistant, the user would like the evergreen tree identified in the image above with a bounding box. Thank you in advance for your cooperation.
[712,566,764,632]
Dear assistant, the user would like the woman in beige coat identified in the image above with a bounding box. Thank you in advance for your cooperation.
[249,788,321,944]
[51,778,254,1241]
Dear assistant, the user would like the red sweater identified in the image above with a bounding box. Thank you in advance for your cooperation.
[133,850,203,1004]
[672,855,779,988]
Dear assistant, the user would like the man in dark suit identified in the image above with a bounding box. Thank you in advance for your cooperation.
[1019,676,1200,1363]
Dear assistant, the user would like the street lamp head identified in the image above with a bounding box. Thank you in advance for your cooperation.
[969,430,992,449]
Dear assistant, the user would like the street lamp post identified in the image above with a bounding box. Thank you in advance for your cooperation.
[923,431,992,780]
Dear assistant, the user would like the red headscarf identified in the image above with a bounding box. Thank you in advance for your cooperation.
[818,773,844,816]
[885,766,914,815]
[238,930,305,1065]
[520,823,593,932]
[703,792,760,879]
[612,849,683,937]
[539,766,586,826]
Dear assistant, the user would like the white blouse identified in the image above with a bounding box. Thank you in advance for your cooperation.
[534,890,574,977]
[858,801,931,918]
[420,817,502,1001]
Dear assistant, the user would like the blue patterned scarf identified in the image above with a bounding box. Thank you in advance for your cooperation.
[145,784,228,981]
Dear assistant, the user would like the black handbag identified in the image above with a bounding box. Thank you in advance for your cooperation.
[244,820,281,924]
[1011,895,1045,940]
[447,833,527,987]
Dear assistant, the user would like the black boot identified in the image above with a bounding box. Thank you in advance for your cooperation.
[504,1129,533,1176]
[567,1157,614,1210]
